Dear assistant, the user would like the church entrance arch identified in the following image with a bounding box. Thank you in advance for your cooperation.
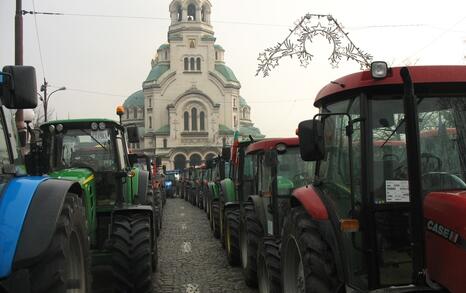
[189,153,202,167]
[174,153,187,170]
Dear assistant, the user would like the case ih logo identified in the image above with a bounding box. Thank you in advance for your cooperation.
[426,219,459,244]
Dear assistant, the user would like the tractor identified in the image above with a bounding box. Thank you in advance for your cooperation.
[204,157,222,237]
[0,65,91,292]
[238,137,314,291]
[290,63,466,292]
[26,115,157,293]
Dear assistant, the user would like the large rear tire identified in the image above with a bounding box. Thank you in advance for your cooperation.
[211,200,221,239]
[225,207,241,266]
[257,238,281,293]
[110,214,153,293]
[281,206,341,293]
[29,192,91,293]
[240,203,262,287]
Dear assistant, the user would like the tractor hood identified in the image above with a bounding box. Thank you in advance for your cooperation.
[48,168,94,186]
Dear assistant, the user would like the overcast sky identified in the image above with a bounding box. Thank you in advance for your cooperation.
[2,0,466,137]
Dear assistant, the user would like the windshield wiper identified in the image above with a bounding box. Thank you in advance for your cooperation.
[79,129,108,151]
[380,118,405,148]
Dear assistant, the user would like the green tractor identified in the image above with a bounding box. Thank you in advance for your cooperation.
[27,116,157,293]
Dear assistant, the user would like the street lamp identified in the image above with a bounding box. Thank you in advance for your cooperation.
[40,79,66,122]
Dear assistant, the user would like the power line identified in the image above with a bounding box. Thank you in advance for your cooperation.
[30,1,46,78]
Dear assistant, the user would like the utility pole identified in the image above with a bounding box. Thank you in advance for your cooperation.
[41,79,48,121]
[15,0,25,146]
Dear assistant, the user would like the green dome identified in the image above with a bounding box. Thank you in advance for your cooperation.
[158,44,170,50]
[239,96,248,107]
[214,44,225,51]
[124,90,144,108]
[215,64,239,83]
[145,64,170,83]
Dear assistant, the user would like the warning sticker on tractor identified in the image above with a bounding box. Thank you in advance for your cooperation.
[385,180,410,202]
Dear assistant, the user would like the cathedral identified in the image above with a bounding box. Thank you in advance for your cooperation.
[122,0,264,170]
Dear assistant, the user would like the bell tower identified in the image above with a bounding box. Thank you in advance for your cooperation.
[168,0,213,38]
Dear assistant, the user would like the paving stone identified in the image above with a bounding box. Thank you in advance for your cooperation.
[153,198,258,293]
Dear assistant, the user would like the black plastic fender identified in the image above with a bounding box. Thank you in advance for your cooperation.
[137,170,150,204]
[247,195,267,231]
[13,179,83,270]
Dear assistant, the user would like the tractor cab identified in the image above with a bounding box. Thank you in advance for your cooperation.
[294,64,466,292]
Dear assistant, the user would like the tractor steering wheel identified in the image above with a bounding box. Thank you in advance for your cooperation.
[421,153,442,172]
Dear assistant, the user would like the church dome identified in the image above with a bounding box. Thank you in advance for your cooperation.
[123,90,144,108]
[215,64,239,83]
[145,64,170,83]
[239,96,248,107]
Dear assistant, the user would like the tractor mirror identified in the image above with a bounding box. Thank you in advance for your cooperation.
[298,119,325,161]
[128,153,138,166]
[221,147,231,161]
[126,126,140,143]
[1,66,38,109]
[264,150,278,167]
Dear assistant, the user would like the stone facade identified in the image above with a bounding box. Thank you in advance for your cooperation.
[122,0,263,169]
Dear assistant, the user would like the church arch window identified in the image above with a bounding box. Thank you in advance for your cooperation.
[149,98,152,108]
[184,111,189,130]
[234,115,238,127]
[164,51,168,60]
[134,107,138,119]
[201,6,206,22]
[196,58,201,71]
[191,108,198,130]
[190,58,195,70]
[163,138,167,148]
[126,108,129,119]
[177,5,182,21]
[189,153,202,166]
[174,154,187,170]
[187,4,196,21]
[200,111,205,130]
[149,116,152,129]
[184,58,189,71]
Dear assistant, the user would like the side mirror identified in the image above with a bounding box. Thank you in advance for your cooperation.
[1,66,38,109]
[126,125,140,143]
[298,119,325,161]
[264,150,278,167]
[222,146,231,161]
[128,153,138,166]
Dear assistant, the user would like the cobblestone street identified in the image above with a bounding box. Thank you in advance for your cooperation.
[154,198,258,293]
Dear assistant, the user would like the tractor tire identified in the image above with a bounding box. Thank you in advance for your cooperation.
[281,206,341,293]
[29,193,91,293]
[240,203,263,287]
[110,214,153,293]
[257,238,281,293]
[225,207,241,266]
[212,200,221,239]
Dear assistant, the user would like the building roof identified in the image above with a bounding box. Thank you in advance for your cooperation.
[158,44,170,50]
[154,124,170,135]
[219,124,234,135]
[215,64,239,83]
[146,64,170,83]
[123,90,144,108]
[239,125,265,139]
[214,44,225,51]
[239,96,248,107]
[201,35,216,41]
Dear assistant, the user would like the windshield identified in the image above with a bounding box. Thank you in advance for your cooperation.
[49,128,117,172]
[277,147,314,194]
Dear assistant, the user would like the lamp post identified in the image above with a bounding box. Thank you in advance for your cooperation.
[40,81,65,122]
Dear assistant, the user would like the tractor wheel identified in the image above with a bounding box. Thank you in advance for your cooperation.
[212,200,221,239]
[240,203,262,287]
[225,207,241,266]
[257,238,281,293]
[281,206,341,293]
[29,193,91,293]
[110,214,153,293]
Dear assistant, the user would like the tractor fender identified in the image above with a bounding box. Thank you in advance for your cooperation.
[12,178,83,271]
[290,185,347,285]
[247,195,267,230]
[224,201,240,210]
[0,176,47,278]
[137,170,150,204]
[291,185,328,220]
[220,178,236,203]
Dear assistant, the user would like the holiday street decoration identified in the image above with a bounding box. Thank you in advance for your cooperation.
[257,14,373,77]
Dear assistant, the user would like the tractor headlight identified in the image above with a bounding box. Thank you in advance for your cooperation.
[48,125,55,133]
[98,122,106,130]
[371,61,388,79]
[276,143,287,153]
[56,124,64,132]
[91,122,98,130]
[165,181,172,187]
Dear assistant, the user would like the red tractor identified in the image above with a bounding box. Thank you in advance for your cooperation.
[238,137,315,291]
[289,63,466,292]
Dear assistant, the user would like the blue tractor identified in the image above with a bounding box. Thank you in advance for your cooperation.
[0,66,90,292]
